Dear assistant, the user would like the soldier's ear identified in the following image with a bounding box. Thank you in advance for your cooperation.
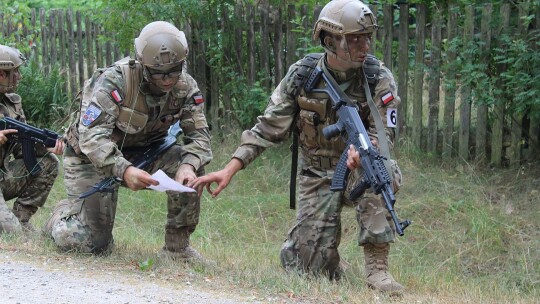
[324,36,336,52]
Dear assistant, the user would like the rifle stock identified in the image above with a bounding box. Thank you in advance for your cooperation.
[304,66,410,236]
[0,117,61,175]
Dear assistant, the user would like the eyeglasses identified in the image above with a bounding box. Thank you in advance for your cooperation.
[147,65,183,80]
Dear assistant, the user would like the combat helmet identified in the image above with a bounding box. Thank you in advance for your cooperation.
[0,44,25,92]
[313,0,378,45]
[134,21,188,71]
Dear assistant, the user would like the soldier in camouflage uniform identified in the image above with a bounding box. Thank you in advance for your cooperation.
[44,21,212,258]
[192,0,405,293]
[0,44,65,234]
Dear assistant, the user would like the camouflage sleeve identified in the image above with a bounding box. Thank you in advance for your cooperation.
[178,73,212,171]
[231,63,300,168]
[369,62,400,150]
[78,67,131,178]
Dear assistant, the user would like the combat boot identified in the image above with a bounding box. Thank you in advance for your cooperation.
[364,243,404,294]
[160,227,213,265]
[12,203,38,232]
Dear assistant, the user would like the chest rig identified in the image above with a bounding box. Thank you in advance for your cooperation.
[288,53,380,209]
[65,58,148,153]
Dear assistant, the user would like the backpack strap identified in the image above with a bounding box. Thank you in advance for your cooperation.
[363,54,381,96]
[289,53,323,209]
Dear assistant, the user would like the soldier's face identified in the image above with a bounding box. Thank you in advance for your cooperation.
[146,65,182,92]
[343,33,371,62]
[0,68,21,93]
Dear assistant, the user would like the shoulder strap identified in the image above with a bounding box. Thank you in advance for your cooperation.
[363,54,381,97]
[117,58,146,113]
[289,53,323,209]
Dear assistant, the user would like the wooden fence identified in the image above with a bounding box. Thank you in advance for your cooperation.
[1,2,539,167]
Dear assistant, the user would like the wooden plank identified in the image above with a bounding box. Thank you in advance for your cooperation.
[273,7,283,87]
[76,11,85,88]
[58,10,66,69]
[509,3,529,166]
[247,4,255,86]
[234,4,244,77]
[49,11,57,67]
[443,3,458,159]
[475,3,492,162]
[85,16,94,77]
[427,6,442,154]
[412,4,426,149]
[383,4,393,70]
[397,3,409,139]
[286,5,297,70]
[491,4,510,167]
[66,9,77,97]
[260,3,270,89]
[40,8,49,73]
[31,9,38,64]
[95,24,103,68]
[458,6,474,160]
[528,8,540,161]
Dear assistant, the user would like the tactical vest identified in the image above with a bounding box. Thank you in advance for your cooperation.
[295,53,380,168]
[65,58,147,153]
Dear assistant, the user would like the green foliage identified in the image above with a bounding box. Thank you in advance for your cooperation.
[493,30,540,119]
[17,61,70,129]
[137,258,154,271]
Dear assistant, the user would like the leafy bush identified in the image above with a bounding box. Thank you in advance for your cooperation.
[17,61,71,129]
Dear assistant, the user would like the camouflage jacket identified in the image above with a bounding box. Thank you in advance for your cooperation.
[75,64,212,179]
[232,54,400,169]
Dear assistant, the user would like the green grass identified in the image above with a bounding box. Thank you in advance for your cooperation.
[1,133,539,303]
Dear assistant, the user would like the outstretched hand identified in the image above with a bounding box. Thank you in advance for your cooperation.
[189,158,243,197]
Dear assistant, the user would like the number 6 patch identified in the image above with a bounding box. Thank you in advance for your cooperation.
[387,108,397,128]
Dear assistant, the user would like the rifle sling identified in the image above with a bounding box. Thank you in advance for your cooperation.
[362,72,393,182]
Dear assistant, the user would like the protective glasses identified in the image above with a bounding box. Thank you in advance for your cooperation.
[147,63,183,80]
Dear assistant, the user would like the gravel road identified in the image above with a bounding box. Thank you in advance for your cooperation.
[0,251,263,304]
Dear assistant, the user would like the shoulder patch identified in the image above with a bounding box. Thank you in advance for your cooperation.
[81,103,103,126]
[111,89,123,104]
[193,94,204,104]
[381,91,394,106]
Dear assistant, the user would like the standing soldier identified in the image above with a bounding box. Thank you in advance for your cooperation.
[44,21,212,259]
[192,0,405,293]
[0,44,65,233]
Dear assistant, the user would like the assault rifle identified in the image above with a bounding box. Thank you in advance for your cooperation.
[304,66,411,236]
[79,122,183,199]
[0,117,62,175]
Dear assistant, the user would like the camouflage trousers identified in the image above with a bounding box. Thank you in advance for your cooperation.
[280,157,403,277]
[0,154,59,233]
[44,145,202,254]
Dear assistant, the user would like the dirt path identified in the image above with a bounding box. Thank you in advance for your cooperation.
[0,249,264,304]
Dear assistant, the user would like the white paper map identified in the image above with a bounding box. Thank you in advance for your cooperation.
[147,169,196,193]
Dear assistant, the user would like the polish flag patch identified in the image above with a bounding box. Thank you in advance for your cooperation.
[193,94,204,104]
[381,91,394,105]
[111,90,123,103]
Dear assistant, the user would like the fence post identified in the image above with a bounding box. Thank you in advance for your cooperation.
[491,4,510,167]
[528,8,540,161]
[286,5,297,70]
[443,4,458,159]
[40,8,49,74]
[383,4,393,70]
[397,2,409,140]
[458,6,474,161]
[475,4,492,163]
[427,6,442,154]
[66,9,77,98]
[412,4,426,149]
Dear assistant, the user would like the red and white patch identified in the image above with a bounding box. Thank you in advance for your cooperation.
[111,90,123,103]
[193,94,204,104]
[381,91,394,105]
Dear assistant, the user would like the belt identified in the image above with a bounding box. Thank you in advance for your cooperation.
[305,155,340,170]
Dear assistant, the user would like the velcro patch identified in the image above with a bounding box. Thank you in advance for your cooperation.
[381,91,394,105]
[111,89,123,104]
[81,104,102,126]
[193,94,204,104]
